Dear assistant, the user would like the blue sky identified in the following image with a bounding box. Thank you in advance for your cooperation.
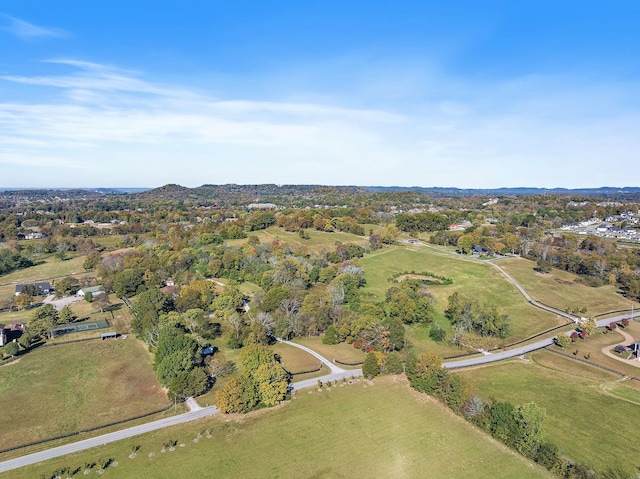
[1,1,639,188]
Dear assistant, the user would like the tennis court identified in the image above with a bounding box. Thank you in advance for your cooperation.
[53,319,109,335]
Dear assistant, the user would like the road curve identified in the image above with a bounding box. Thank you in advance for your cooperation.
[277,338,345,374]
[444,312,638,369]
[487,260,578,323]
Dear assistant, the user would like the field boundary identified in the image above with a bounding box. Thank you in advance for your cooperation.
[334,359,364,366]
[543,346,640,380]
[0,403,172,456]
[284,363,323,376]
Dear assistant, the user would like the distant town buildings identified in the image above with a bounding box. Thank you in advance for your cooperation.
[561,211,640,242]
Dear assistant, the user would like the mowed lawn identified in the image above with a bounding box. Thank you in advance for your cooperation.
[360,246,562,341]
[293,336,366,366]
[496,256,629,315]
[3,376,552,479]
[0,339,169,451]
[0,254,92,299]
[459,351,640,474]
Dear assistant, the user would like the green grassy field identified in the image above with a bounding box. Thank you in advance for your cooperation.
[459,351,640,474]
[0,339,169,451]
[549,320,640,381]
[292,336,366,366]
[360,245,563,342]
[496,256,633,315]
[2,376,552,479]
[0,254,93,299]
[226,225,369,253]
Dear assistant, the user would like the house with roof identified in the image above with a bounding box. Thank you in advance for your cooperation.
[25,232,44,240]
[77,286,106,298]
[14,282,52,296]
[0,322,24,346]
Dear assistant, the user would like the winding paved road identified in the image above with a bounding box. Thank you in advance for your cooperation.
[487,260,579,323]
[444,312,638,369]
[277,338,345,374]
[2,251,636,474]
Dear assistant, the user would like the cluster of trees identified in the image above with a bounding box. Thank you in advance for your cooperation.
[0,248,34,275]
[430,224,521,255]
[131,287,229,399]
[528,234,640,301]
[385,279,437,325]
[153,322,209,400]
[406,352,468,410]
[362,350,404,378]
[28,304,75,339]
[395,211,450,233]
[444,292,510,338]
[215,344,290,413]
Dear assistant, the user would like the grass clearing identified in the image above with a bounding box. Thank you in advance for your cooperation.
[2,376,552,479]
[459,351,640,474]
[292,336,366,365]
[0,339,169,451]
[226,226,369,253]
[360,245,563,343]
[496,256,630,315]
[271,341,323,374]
[0,255,93,300]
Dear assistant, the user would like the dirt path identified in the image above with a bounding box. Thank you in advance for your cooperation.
[600,328,640,369]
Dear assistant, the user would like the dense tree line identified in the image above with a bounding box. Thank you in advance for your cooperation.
[0,248,34,275]
[395,211,450,233]
[404,352,630,479]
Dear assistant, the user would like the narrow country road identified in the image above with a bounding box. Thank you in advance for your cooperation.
[444,312,638,369]
[0,407,219,474]
[0,354,360,475]
[277,338,345,374]
[2,249,636,474]
[487,260,579,323]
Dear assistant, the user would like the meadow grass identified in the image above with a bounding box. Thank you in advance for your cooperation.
[292,336,366,365]
[271,341,324,374]
[496,256,632,315]
[0,254,93,299]
[360,245,563,342]
[0,339,169,451]
[2,376,552,479]
[459,351,640,474]
[226,225,369,253]
[549,320,640,380]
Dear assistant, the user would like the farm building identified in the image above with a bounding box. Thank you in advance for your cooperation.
[77,286,106,298]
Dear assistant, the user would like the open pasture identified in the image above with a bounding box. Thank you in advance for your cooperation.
[0,339,168,452]
[360,246,563,341]
[2,376,552,479]
[0,254,91,300]
[226,226,368,253]
[292,336,366,366]
[496,256,631,315]
[459,351,640,475]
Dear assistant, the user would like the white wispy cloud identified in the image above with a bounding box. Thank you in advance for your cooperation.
[1,59,639,188]
[0,14,69,40]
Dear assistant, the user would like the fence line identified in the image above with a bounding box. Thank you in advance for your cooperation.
[0,403,173,455]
